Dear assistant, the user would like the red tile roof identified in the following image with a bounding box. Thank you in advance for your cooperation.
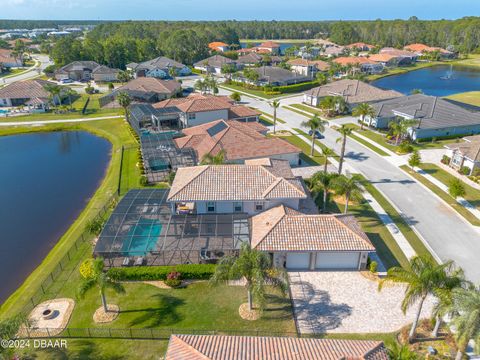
[346,42,375,50]
[208,42,229,50]
[0,49,18,64]
[165,334,389,360]
[258,41,281,48]
[333,57,375,66]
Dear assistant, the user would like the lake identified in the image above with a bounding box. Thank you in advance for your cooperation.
[0,131,111,304]
[372,65,480,96]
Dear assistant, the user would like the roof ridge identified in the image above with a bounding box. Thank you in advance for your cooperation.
[251,205,289,249]
[170,335,211,359]
[261,177,283,198]
[167,166,209,200]
[362,341,386,360]
[333,214,374,248]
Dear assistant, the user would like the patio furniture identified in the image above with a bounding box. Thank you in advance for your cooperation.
[122,257,132,266]
[134,257,145,266]
[200,247,210,261]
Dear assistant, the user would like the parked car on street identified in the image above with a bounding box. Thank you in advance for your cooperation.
[309,129,324,139]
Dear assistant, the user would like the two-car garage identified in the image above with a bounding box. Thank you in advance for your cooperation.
[285,251,363,270]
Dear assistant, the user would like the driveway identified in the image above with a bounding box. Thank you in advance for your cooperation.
[289,271,434,334]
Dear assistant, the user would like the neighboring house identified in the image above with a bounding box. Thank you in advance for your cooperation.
[379,48,418,64]
[99,77,182,108]
[368,53,404,67]
[303,79,402,107]
[0,79,64,111]
[333,57,383,74]
[129,93,260,130]
[444,135,480,175]
[250,66,310,86]
[208,41,229,52]
[323,45,346,58]
[346,42,375,51]
[314,39,341,49]
[167,159,307,216]
[287,58,330,78]
[237,53,282,67]
[404,43,456,59]
[251,204,374,270]
[165,334,389,360]
[193,55,238,74]
[126,57,191,78]
[256,41,281,55]
[54,61,120,82]
[174,119,301,165]
[363,94,480,140]
[0,49,23,68]
[296,45,322,59]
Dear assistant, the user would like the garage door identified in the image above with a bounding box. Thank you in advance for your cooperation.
[315,252,359,269]
[286,253,310,269]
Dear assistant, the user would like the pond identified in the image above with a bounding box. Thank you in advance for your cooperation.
[0,131,111,304]
[372,65,480,96]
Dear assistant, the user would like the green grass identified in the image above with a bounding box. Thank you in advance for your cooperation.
[0,118,142,319]
[280,131,329,166]
[446,91,480,107]
[254,108,286,123]
[220,84,279,99]
[0,68,24,78]
[362,180,434,262]
[401,165,480,226]
[418,163,480,209]
[348,132,390,156]
[288,103,324,117]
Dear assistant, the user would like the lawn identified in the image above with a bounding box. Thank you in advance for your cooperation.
[348,132,390,156]
[220,84,279,99]
[401,165,480,226]
[278,131,330,166]
[288,103,324,117]
[417,163,480,209]
[0,118,142,319]
[446,91,480,107]
[254,108,286,123]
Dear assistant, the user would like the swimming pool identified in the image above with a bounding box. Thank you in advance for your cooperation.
[0,109,9,115]
[122,218,162,256]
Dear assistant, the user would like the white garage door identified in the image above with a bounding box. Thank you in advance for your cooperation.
[315,252,360,269]
[286,253,310,269]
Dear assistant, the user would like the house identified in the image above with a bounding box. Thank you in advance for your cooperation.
[368,53,403,67]
[167,159,307,215]
[193,55,238,74]
[129,93,260,130]
[346,42,375,51]
[251,204,374,270]
[256,41,281,55]
[54,61,120,82]
[237,53,282,67]
[0,79,64,111]
[404,43,456,59]
[363,94,480,140]
[303,79,402,107]
[126,57,191,79]
[0,49,23,68]
[208,41,229,52]
[98,77,182,108]
[287,58,330,78]
[174,119,301,165]
[314,39,340,49]
[333,57,383,74]
[379,48,418,64]
[296,45,322,59]
[444,135,480,175]
[165,334,389,360]
[250,66,310,86]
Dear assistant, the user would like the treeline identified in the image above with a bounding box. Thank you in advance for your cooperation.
[0,20,106,29]
[47,17,480,68]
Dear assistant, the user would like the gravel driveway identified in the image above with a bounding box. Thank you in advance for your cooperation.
[289,271,434,334]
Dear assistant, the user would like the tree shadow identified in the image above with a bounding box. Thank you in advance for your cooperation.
[345,151,369,161]
[126,293,185,328]
[39,340,126,360]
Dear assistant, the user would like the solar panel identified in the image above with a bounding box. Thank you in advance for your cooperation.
[206,121,228,137]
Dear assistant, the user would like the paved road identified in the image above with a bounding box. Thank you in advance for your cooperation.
[217,87,480,282]
[1,54,52,86]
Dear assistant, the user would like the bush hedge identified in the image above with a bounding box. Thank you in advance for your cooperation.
[108,264,216,281]
[271,80,320,94]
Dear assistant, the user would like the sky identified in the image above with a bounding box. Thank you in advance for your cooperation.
[0,0,479,21]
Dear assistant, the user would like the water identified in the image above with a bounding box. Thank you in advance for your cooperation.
[0,131,111,304]
[240,41,304,55]
[372,65,480,96]
[122,219,162,256]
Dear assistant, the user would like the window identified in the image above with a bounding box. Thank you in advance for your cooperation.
[233,202,243,213]
[206,201,215,213]
[188,113,196,120]
[255,201,264,212]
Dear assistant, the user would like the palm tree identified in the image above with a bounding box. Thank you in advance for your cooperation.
[389,119,418,146]
[200,150,225,165]
[116,91,132,121]
[168,67,177,79]
[302,114,327,156]
[352,103,376,130]
[319,96,336,117]
[64,88,77,110]
[210,243,287,312]
[78,258,125,313]
[333,173,364,213]
[194,79,207,94]
[385,341,418,360]
[336,124,352,175]
[321,147,335,173]
[333,96,348,115]
[379,255,460,342]
[309,171,339,213]
[450,286,480,360]
[44,84,62,111]
[270,100,280,134]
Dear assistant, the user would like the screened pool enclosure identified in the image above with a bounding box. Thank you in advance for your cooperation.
[94,189,250,267]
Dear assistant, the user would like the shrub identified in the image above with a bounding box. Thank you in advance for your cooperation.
[229,92,241,102]
[398,142,414,154]
[448,178,466,199]
[85,217,105,236]
[369,261,378,273]
[85,86,95,94]
[472,168,480,177]
[164,271,182,288]
[139,175,148,186]
[459,166,471,175]
[441,155,451,165]
[43,64,56,75]
[271,80,320,94]
[108,264,216,281]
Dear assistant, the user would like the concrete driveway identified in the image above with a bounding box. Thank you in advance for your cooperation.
[289,271,434,334]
